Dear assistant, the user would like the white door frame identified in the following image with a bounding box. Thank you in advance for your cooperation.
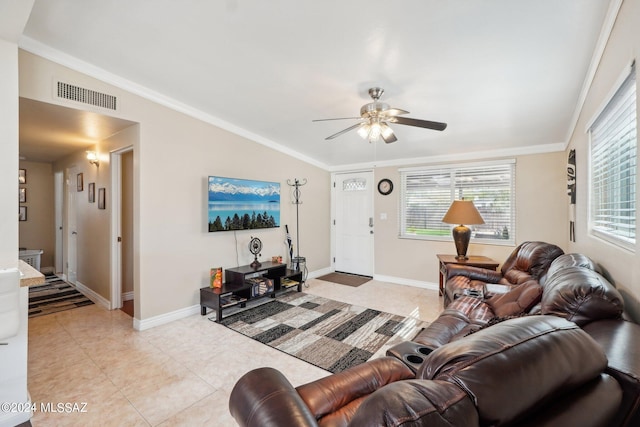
[110,146,133,310]
[331,169,375,276]
[54,171,64,275]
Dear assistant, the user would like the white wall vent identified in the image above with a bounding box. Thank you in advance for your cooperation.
[56,81,118,111]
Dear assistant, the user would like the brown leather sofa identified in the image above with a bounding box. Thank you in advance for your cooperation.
[229,315,622,426]
[229,247,640,426]
[443,241,564,306]
[393,251,640,426]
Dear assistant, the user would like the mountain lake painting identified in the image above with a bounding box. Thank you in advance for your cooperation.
[208,176,280,232]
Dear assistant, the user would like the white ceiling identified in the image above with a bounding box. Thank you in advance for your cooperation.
[18,0,614,169]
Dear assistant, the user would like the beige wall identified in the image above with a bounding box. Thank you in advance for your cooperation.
[20,50,331,321]
[372,152,568,285]
[566,0,640,321]
[18,160,55,269]
[0,39,19,268]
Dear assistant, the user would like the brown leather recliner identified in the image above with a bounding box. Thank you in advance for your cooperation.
[443,241,564,306]
[229,315,622,427]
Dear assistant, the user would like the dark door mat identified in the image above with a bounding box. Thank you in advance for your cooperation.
[316,272,372,287]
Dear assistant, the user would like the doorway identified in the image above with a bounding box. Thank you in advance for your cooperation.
[332,171,374,277]
[54,171,64,275]
[110,147,135,317]
[65,166,79,284]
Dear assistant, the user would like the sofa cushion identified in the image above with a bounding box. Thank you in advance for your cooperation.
[418,315,615,427]
[447,296,494,324]
[486,280,543,317]
[348,379,477,427]
[499,241,564,283]
[540,266,624,326]
[545,253,600,282]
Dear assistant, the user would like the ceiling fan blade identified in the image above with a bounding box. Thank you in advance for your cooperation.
[325,122,364,140]
[312,117,362,122]
[386,108,410,116]
[393,116,447,131]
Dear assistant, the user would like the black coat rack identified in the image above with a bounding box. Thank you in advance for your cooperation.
[287,178,307,284]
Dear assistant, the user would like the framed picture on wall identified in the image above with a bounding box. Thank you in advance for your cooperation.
[88,182,95,203]
[19,206,27,221]
[77,173,84,191]
[19,188,26,203]
[19,169,26,184]
[98,187,106,209]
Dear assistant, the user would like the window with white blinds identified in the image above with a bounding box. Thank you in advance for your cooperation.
[400,161,516,244]
[589,63,637,251]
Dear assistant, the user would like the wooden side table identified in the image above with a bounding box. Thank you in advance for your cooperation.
[436,254,500,296]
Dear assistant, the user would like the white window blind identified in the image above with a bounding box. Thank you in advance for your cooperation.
[400,161,515,244]
[589,63,637,250]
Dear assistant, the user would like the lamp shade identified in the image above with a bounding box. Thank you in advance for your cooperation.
[442,200,485,225]
[442,200,484,260]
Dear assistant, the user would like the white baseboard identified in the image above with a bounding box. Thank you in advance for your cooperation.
[310,268,438,292]
[373,274,439,291]
[122,291,134,301]
[307,267,332,279]
[74,280,111,310]
[134,304,201,331]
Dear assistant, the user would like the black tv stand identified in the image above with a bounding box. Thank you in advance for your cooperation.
[200,262,303,322]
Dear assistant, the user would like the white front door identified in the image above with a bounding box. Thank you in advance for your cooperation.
[333,171,374,276]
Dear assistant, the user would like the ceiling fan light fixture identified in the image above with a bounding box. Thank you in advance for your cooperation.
[357,123,370,139]
[380,122,394,139]
[368,123,382,142]
[314,87,447,142]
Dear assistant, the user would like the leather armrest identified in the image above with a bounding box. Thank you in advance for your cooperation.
[446,264,503,282]
[229,367,318,427]
[296,356,413,419]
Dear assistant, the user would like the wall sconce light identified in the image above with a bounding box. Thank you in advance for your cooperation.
[86,151,99,167]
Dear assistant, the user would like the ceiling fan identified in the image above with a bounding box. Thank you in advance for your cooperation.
[313,87,447,144]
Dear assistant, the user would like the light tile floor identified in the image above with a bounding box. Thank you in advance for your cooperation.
[27,278,443,426]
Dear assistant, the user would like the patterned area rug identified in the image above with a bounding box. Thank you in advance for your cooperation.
[214,292,427,373]
[28,275,94,318]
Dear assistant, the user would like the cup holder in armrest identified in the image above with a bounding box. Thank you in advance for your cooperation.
[386,341,437,374]
[417,346,433,356]
[405,354,424,365]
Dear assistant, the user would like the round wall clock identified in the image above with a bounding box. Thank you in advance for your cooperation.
[377,178,394,195]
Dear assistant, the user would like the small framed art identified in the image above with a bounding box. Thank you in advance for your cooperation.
[19,206,27,221]
[88,183,95,203]
[19,188,26,203]
[98,187,106,209]
[77,173,84,191]
[19,169,26,184]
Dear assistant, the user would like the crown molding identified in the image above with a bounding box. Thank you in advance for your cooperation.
[328,141,566,172]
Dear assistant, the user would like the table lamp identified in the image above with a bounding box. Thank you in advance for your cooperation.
[442,200,485,260]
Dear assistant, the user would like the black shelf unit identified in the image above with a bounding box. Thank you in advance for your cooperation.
[200,261,303,322]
